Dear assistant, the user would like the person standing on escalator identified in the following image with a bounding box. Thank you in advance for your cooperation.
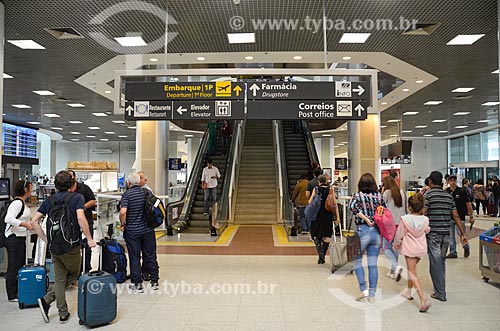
[221,120,232,156]
[201,159,220,215]
[207,120,218,156]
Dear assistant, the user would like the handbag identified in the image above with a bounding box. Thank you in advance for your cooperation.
[345,216,361,262]
[305,187,322,222]
[325,187,337,214]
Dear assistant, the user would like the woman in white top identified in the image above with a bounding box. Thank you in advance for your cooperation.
[381,175,407,281]
[4,180,33,302]
[393,193,431,312]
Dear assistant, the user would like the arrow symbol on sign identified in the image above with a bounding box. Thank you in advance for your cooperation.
[126,105,133,117]
[353,85,365,96]
[233,85,243,97]
[249,83,261,97]
[355,104,365,117]
[176,105,187,115]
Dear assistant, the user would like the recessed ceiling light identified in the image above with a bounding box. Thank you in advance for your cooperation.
[114,36,147,47]
[341,141,348,144]
[12,104,31,109]
[149,57,159,62]
[33,90,55,96]
[482,101,500,106]
[44,113,60,118]
[128,126,136,129]
[88,127,100,130]
[184,134,194,138]
[390,134,399,137]
[339,33,371,43]
[227,33,255,44]
[342,56,352,60]
[27,121,41,125]
[402,130,413,133]
[416,80,424,84]
[8,39,45,49]
[380,125,387,128]
[424,101,443,106]
[437,130,449,133]
[402,88,410,92]
[69,120,82,124]
[492,69,499,74]
[415,125,428,128]
[3,73,13,79]
[244,56,254,60]
[447,34,485,45]
[118,135,128,138]
[451,87,475,93]
[322,134,332,137]
[86,135,96,138]
[453,112,471,115]
[455,125,468,129]
[196,56,206,61]
[70,131,81,135]
[477,119,491,123]
[51,127,63,131]
[92,113,108,117]
[381,102,388,105]
[403,112,419,115]
[112,120,126,124]
[293,55,303,60]
[67,103,85,108]
[432,119,447,123]
[104,90,112,94]
[423,134,434,137]
[99,138,109,141]
[105,131,115,135]
[387,119,400,123]
[70,138,80,141]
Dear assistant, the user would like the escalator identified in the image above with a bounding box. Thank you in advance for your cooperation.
[167,121,238,234]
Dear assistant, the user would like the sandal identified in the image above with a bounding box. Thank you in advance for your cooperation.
[419,300,431,313]
[401,292,414,301]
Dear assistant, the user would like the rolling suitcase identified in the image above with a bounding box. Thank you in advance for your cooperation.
[78,242,117,327]
[330,221,348,274]
[18,233,48,309]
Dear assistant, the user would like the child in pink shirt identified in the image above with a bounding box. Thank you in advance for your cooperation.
[393,193,431,312]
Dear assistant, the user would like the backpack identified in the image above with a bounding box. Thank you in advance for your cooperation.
[143,189,166,228]
[101,238,127,283]
[0,198,25,247]
[373,205,397,244]
[46,193,81,255]
[305,187,322,222]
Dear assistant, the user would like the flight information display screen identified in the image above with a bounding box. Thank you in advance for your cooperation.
[2,123,37,159]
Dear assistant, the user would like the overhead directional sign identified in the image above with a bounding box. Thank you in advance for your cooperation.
[124,100,245,121]
[125,82,246,101]
[246,81,370,100]
[247,100,369,120]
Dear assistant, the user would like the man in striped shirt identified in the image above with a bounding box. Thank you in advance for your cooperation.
[423,171,468,302]
[120,173,160,293]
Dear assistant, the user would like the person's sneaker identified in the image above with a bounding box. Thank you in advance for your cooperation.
[151,282,160,290]
[59,313,70,324]
[203,212,208,216]
[386,272,396,280]
[464,248,470,258]
[38,297,50,323]
[129,283,144,293]
[367,296,375,304]
[394,265,404,282]
[446,253,457,259]
[8,298,18,302]
[355,290,369,301]
[301,231,308,234]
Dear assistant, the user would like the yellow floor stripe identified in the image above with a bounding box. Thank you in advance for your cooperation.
[156,225,239,246]
[274,226,314,246]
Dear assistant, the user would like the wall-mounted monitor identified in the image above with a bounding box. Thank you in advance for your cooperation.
[0,178,10,200]
[2,123,39,165]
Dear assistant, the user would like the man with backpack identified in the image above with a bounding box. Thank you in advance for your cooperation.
[120,173,160,293]
[31,170,96,324]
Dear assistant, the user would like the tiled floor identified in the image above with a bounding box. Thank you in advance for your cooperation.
[1,219,499,330]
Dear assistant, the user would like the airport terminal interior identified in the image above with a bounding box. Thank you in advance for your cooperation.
[0,0,500,330]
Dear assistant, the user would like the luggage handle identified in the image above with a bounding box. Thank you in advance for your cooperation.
[81,241,104,275]
[333,219,345,243]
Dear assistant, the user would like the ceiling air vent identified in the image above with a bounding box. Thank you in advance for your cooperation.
[452,95,474,100]
[52,96,72,103]
[91,149,113,154]
[402,23,442,36]
[45,27,84,40]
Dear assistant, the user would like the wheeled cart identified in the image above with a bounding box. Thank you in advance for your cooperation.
[479,226,500,284]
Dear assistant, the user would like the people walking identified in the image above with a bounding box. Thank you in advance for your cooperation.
[445,175,472,258]
[473,179,488,216]
[290,174,309,234]
[349,173,385,303]
[393,193,431,313]
[201,159,220,215]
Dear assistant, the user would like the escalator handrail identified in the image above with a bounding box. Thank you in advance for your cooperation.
[228,120,246,221]
[215,120,242,226]
[302,121,320,166]
[277,120,294,225]
[166,129,209,224]
[273,120,285,222]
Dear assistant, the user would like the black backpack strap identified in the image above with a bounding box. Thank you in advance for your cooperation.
[63,192,77,204]
[13,198,25,219]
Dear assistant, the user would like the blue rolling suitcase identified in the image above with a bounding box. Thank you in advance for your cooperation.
[78,243,117,327]
[18,235,48,309]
